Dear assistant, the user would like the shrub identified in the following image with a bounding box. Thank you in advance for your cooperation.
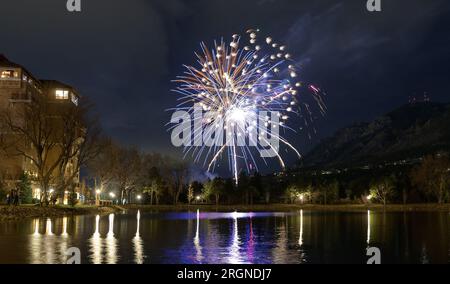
[18,173,33,204]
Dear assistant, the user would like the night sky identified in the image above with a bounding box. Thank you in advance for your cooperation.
[1,0,449,173]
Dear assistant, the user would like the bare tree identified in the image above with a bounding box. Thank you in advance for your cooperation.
[0,95,101,206]
[164,160,189,205]
[140,153,165,205]
[88,138,118,195]
[53,99,104,205]
[411,155,450,204]
[187,183,194,205]
[370,177,396,206]
[112,146,141,205]
[143,179,162,205]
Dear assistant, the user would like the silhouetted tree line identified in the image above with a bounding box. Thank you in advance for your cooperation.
[283,153,450,205]
[86,140,290,205]
[87,141,450,205]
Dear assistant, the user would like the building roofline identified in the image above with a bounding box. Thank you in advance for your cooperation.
[0,54,81,98]
[0,54,39,82]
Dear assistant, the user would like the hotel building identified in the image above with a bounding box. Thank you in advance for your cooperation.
[0,54,82,203]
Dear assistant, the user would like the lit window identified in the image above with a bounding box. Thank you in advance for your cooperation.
[1,70,18,79]
[55,89,69,100]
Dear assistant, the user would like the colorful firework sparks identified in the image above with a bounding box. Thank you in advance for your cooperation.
[170,29,326,184]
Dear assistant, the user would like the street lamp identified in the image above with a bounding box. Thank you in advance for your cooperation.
[299,194,305,204]
[109,192,116,205]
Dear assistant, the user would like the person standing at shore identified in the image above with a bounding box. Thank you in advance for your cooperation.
[13,187,20,206]
[9,189,16,206]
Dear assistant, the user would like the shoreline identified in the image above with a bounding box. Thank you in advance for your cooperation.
[1,203,449,221]
[124,203,450,213]
[0,205,120,221]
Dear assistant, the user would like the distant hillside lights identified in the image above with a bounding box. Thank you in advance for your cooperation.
[67,0,81,12]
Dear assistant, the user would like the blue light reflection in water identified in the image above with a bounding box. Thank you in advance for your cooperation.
[0,210,448,264]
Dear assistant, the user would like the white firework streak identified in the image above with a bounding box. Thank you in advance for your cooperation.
[170,29,325,184]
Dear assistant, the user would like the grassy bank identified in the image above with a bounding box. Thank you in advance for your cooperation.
[125,203,450,213]
[1,203,449,221]
[0,205,120,221]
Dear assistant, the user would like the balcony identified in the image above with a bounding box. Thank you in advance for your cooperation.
[0,79,21,89]
[10,92,30,102]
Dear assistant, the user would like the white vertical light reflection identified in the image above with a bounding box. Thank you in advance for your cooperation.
[59,217,69,263]
[44,218,56,263]
[106,214,118,264]
[89,215,103,264]
[45,218,53,236]
[298,210,308,263]
[227,211,243,264]
[272,214,289,264]
[30,219,42,264]
[33,219,40,236]
[193,209,203,263]
[298,210,304,247]
[62,217,68,237]
[133,211,144,264]
[367,210,371,245]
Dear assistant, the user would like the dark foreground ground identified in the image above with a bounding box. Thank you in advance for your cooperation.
[1,203,449,221]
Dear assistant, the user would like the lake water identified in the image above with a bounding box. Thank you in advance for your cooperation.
[0,210,449,264]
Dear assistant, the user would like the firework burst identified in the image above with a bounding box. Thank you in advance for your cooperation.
[170,29,325,184]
